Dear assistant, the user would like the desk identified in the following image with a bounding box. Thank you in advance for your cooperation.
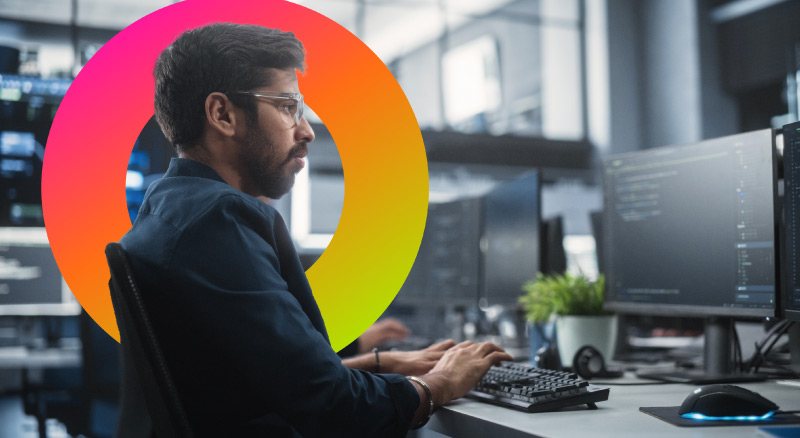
[0,346,82,438]
[427,376,800,438]
[0,346,81,370]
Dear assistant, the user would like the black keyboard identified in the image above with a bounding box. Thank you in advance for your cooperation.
[467,363,610,413]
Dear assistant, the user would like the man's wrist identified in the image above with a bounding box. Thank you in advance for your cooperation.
[372,347,381,373]
[406,376,434,429]
[416,372,452,407]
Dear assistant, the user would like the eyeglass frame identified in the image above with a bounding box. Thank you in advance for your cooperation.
[234,91,304,127]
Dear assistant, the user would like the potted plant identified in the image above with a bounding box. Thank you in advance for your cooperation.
[520,273,616,368]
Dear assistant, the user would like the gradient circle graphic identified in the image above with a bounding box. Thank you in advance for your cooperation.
[42,0,428,351]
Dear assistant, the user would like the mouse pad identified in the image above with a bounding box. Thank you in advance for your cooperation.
[639,406,800,427]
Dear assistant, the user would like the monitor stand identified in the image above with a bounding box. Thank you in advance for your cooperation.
[636,317,768,384]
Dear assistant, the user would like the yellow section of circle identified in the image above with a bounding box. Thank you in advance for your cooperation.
[300,83,428,352]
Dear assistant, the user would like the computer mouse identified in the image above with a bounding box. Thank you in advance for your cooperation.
[678,384,780,419]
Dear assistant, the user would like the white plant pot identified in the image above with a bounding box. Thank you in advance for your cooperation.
[555,315,618,368]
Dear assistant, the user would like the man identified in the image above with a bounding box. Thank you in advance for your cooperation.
[120,23,511,437]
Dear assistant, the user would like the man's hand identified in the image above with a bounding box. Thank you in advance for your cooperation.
[405,341,513,428]
[426,341,514,404]
[378,340,456,375]
[358,318,411,353]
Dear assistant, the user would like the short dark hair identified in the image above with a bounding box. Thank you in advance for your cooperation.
[153,23,305,151]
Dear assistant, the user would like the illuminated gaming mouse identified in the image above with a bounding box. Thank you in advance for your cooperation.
[678,384,780,420]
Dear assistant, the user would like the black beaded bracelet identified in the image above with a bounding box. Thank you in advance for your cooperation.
[372,347,381,373]
[406,376,434,429]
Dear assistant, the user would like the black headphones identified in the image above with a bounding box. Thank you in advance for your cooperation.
[572,345,623,379]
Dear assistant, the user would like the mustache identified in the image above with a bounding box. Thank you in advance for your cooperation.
[285,144,308,163]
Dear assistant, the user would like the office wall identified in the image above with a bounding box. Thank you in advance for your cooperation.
[585,0,610,152]
[640,0,703,149]
[392,0,748,244]
[394,43,443,130]
[393,0,544,135]
[603,0,643,155]
[602,0,739,154]
[395,0,741,155]
[696,0,739,140]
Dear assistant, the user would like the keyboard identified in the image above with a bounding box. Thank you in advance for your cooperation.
[467,363,610,412]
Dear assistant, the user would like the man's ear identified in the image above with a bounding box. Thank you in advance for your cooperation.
[205,92,241,138]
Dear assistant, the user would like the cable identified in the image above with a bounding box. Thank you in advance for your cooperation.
[756,321,794,372]
[753,321,795,373]
[746,320,791,372]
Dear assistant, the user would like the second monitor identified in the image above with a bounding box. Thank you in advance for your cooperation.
[602,129,778,383]
[396,171,541,307]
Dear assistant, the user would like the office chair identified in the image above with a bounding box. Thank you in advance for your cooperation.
[105,242,195,438]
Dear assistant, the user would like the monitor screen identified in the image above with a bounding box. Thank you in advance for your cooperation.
[782,121,800,322]
[481,171,541,306]
[0,131,36,157]
[0,131,44,226]
[602,129,777,318]
[0,227,79,315]
[0,76,71,227]
[395,197,482,306]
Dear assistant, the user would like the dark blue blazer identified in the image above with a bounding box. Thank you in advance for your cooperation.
[120,158,417,437]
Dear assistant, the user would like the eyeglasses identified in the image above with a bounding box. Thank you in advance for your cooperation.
[235,91,304,127]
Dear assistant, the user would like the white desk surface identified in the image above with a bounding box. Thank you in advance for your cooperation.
[0,346,81,369]
[427,374,800,438]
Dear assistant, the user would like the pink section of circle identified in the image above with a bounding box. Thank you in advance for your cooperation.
[42,0,428,348]
[42,0,335,336]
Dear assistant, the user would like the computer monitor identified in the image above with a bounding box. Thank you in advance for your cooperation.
[781,121,800,370]
[480,171,541,306]
[0,131,44,226]
[393,171,541,308]
[602,129,778,383]
[783,121,800,322]
[395,197,483,307]
[0,227,79,315]
[0,75,71,227]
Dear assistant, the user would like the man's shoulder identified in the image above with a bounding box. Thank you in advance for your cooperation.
[143,175,278,229]
[122,175,282,265]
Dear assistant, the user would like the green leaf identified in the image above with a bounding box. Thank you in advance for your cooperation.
[519,272,609,323]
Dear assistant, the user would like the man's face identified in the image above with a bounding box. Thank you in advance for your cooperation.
[237,69,315,199]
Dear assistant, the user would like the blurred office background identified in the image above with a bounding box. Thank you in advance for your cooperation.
[0,0,798,436]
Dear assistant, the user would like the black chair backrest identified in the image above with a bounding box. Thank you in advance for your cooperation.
[105,242,194,438]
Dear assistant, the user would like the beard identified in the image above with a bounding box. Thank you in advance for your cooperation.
[237,122,306,199]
